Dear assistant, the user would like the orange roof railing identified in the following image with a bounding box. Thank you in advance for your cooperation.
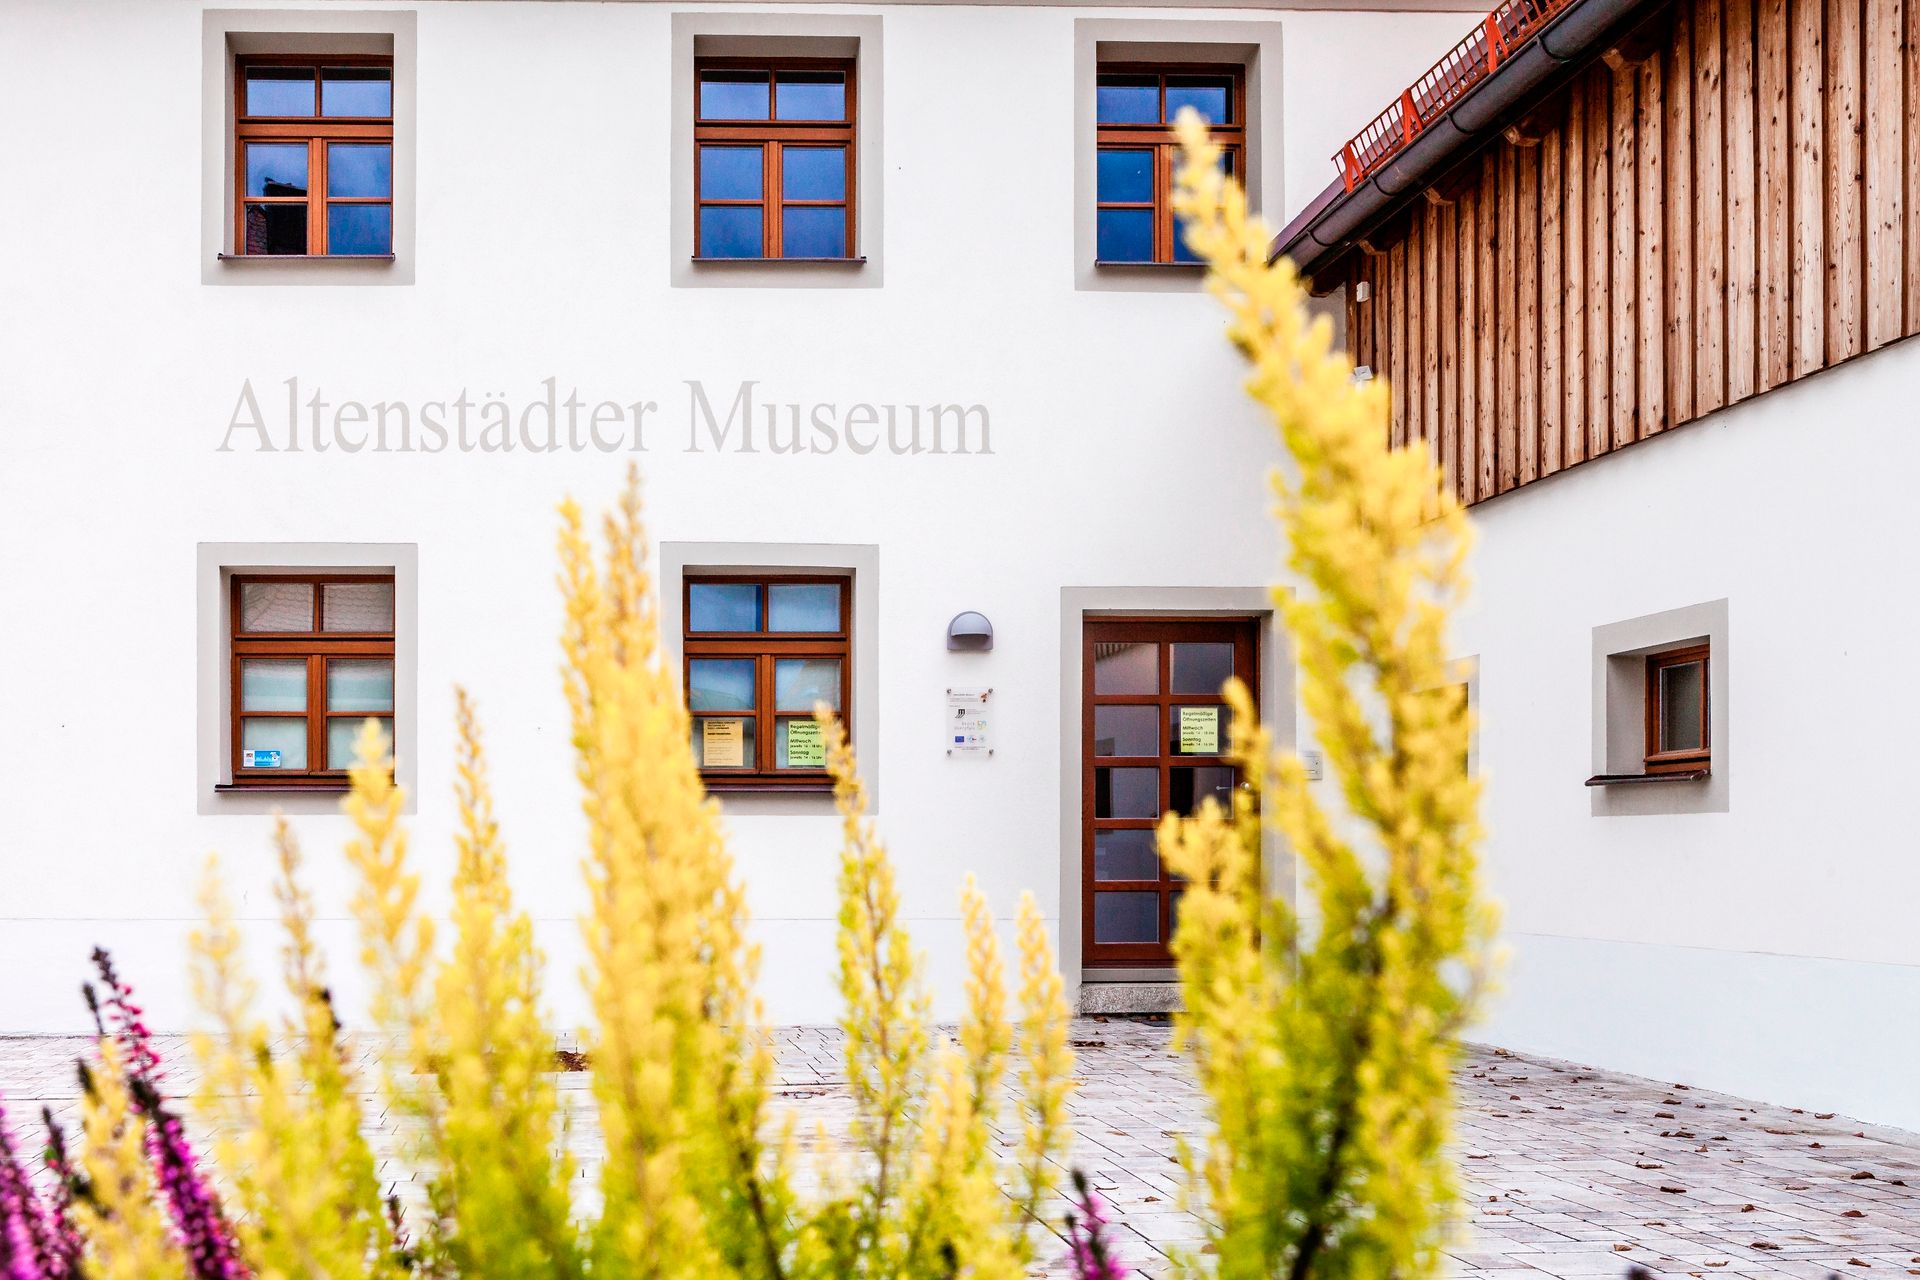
[1334,0,1577,192]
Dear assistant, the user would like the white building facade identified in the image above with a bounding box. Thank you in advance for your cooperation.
[0,0,1474,1035]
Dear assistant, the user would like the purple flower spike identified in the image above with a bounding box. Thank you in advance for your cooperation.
[37,1112,82,1280]
[88,948,251,1280]
[0,1093,57,1280]
[1063,1169,1131,1280]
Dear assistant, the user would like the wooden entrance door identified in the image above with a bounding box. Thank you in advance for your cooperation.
[1081,618,1258,969]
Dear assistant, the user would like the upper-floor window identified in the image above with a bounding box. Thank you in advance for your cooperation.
[694,58,856,260]
[235,56,394,257]
[1095,63,1241,265]
[1645,645,1710,775]
[684,575,849,788]
[231,574,395,785]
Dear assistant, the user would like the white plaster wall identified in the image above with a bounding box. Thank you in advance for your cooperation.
[0,0,1466,1032]
[1457,340,1920,1132]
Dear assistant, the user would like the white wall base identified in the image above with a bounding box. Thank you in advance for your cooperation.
[1482,932,1920,1134]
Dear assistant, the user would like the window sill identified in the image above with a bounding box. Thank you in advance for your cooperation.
[216,254,397,263]
[1584,769,1711,787]
[690,256,868,265]
[215,781,353,793]
[1093,259,1206,270]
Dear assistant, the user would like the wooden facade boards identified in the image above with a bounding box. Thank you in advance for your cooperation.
[1337,0,1915,505]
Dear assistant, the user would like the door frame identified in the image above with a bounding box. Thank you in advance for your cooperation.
[1057,588,1294,993]
[1080,616,1259,969]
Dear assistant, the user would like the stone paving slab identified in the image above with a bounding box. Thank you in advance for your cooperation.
[4,1018,1918,1279]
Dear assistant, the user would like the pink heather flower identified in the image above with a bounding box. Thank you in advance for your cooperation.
[36,1112,81,1280]
[88,948,251,1280]
[1063,1169,1131,1280]
[0,1093,56,1280]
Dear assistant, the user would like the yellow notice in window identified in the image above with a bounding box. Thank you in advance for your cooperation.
[785,718,826,768]
[703,718,745,768]
[1178,706,1221,755]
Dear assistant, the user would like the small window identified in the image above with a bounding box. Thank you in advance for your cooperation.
[234,57,394,256]
[1645,645,1710,774]
[694,59,856,260]
[230,574,395,785]
[684,575,849,787]
[1095,63,1242,265]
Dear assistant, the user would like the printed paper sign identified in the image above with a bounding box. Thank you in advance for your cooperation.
[946,688,991,757]
[785,719,826,768]
[242,749,282,769]
[1178,706,1221,755]
[702,719,745,768]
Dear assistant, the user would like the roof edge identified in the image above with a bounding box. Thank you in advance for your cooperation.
[1271,0,1674,282]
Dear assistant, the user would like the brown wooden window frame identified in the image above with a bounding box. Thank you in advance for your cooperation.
[229,574,396,790]
[693,56,858,262]
[233,54,395,258]
[1095,62,1244,266]
[683,574,852,791]
[1644,644,1710,775]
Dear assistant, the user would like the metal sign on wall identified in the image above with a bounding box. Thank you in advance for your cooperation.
[946,687,992,757]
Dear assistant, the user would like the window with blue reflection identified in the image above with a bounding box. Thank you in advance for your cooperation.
[1096,75,1158,124]
[781,208,846,257]
[699,206,763,258]
[327,205,391,255]
[775,71,845,120]
[327,144,391,198]
[700,145,763,200]
[1165,77,1232,125]
[322,68,392,117]
[689,582,762,632]
[768,583,840,631]
[701,70,771,120]
[689,659,757,711]
[1173,152,1233,263]
[246,144,309,197]
[245,68,315,117]
[1097,149,1152,204]
[775,658,841,712]
[781,147,845,201]
[1098,208,1153,262]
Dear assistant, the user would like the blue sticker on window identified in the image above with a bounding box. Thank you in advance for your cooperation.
[243,749,282,768]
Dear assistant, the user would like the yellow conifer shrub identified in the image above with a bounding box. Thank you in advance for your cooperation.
[1155,111,1497,1280]
[72,1041,184,1280]
[181,465,1074,1280]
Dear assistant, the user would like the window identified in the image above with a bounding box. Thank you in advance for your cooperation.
[1645,645,1710,774]
[694,59,856,260]
[683,575,849,788]
[234,56,394,256]
[1095,63,1241,264]
[229,574,395,786]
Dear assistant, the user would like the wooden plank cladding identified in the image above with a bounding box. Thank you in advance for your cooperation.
[1337,0,1920,507]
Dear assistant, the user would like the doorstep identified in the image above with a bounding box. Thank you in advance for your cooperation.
[1078,977,1183,1015]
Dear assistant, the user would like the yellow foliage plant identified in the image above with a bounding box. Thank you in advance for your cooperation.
[184,464,1074,1280]
[72,1040,184,1280]
[1153,111,1496,1280]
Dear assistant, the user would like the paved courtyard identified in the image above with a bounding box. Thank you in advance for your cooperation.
[4,1017,1918,1279]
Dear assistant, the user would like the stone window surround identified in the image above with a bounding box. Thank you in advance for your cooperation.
[1073,18,1284,294]
[197,542,419,815]
[1591,598,1731,817]
[670,13,885,290]
[201,9,418,286]
[660,541,881,811]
